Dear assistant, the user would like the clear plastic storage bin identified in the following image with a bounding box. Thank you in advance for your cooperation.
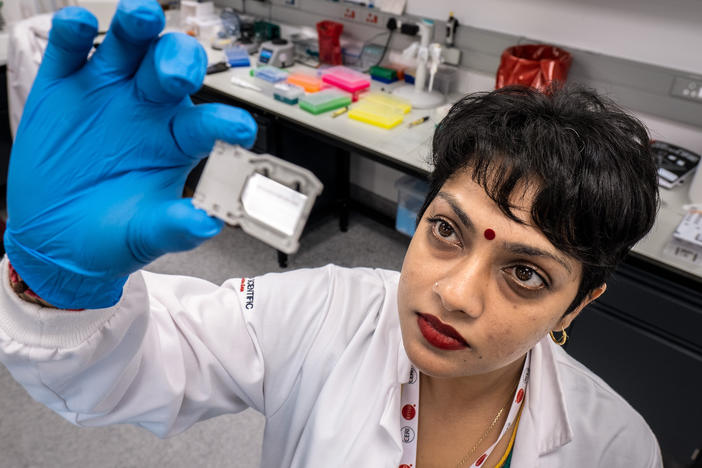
[395,175,429,236]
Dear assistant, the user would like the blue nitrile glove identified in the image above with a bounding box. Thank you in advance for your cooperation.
[4,0,257,309]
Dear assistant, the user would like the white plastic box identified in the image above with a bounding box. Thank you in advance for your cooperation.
[395,175,430,237]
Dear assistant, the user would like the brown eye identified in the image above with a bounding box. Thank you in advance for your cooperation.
[507,265,547,290]
[515,266,533,281]
[427,217,460,246]
[437,220,453,237]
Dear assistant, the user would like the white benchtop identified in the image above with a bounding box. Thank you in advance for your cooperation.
[201,47,702,282]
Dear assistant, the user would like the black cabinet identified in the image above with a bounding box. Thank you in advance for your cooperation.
[566,255,702,467]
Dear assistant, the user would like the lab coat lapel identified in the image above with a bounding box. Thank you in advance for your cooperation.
[379,338,413,460]
[511,336,574,465]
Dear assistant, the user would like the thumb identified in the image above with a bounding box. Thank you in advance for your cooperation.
[128,199,223,265]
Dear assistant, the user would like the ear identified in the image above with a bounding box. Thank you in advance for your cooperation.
[554,283,607,331]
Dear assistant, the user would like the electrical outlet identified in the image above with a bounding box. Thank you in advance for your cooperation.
[671,76,702,102]
[365,12,379,24]
[344,7,356,20]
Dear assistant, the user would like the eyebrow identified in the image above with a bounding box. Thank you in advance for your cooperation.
[503,242,573,274]
[437,191,474,232]
[435,191,573,274]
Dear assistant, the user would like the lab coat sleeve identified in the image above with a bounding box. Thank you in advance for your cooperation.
[0,257,364,438]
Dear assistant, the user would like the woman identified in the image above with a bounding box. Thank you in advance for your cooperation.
[0,2,661,467]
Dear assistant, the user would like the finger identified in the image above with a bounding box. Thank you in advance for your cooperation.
[171,103,258,160]
[128,199,223,264]
[37,7,98,81]
[135,33,207,104]
[87,0,164,78]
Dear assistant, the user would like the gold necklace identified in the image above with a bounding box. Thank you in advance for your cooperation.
[454,405,506,468]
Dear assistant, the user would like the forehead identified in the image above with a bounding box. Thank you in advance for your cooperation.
[442,168,537,223]
[435,171,581,275]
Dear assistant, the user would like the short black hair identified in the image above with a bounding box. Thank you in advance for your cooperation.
[418,85,659,315]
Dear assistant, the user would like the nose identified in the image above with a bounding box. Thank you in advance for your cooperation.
[433,256,487,319]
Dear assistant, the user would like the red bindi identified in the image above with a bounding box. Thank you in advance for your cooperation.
[484,228,496,240]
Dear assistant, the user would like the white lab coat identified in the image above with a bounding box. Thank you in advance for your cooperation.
[0,257,662,467]
[6,13,52,137]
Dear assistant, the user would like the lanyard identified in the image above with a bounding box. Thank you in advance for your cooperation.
[399,352,531,468]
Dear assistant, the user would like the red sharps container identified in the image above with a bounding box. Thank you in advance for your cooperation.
[317,20,343,65]
[496,44,572,91]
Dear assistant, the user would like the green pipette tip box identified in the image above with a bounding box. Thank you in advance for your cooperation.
[299,89,352,115]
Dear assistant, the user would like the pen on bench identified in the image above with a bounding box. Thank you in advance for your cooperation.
[331,107,349,118]
[408,115,429,128]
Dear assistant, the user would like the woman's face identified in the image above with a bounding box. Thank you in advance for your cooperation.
[397,169,603,378]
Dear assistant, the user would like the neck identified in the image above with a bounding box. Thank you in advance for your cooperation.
[420,354,526,413]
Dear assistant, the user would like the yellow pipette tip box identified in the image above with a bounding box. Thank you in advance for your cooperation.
[359,92,412,114]
[348,101,404,129]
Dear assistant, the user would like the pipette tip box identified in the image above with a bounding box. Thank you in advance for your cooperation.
[253,66,288,83]
[369,66,398,83]
[299,89,352,115]
[348,101,404,129]
[287,73,325,93]
[320,66,370,101]
[273,82,305,105]
[224,46,251,67]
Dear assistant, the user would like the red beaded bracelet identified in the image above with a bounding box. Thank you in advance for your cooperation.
[7,262,83,311]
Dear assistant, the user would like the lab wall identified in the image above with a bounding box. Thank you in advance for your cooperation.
[353,0,702,209]
[406,0,702,75]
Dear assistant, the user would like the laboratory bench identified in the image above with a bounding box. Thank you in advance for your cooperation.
[194,49,702,467]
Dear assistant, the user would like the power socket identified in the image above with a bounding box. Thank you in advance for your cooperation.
[671,75,702,102]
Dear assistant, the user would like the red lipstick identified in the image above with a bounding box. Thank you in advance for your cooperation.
[417,313,468,350]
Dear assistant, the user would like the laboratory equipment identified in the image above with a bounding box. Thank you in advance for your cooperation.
[445,12,458,47]
[360,92,411,114]
[254,20,280,42]
[673,208,702,249]
[369,66,398,83]
[257,38,295,68]
[348,101,404,129]
[392,19,444,109]
[395,175,430,237]
[292,35,320,67]
[299,89,352,115]
[180,0,215,21]
[317,20,343,65]
[496,44,572,91]
[273,82,305,105]
[224,45,251,67]
[237,37,260,55]
[231,76,263,92]
[254,66,288,83]
[287,72,324,92]
[321,66,371,101]
[193,142,323,254]
[651,140,700,189]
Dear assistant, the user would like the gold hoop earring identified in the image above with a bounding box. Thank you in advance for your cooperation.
[549,328,568,346]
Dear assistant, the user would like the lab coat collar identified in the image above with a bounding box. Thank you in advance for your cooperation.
[378,333,413,459]
[511,336,574,464]
[378,333,574,465]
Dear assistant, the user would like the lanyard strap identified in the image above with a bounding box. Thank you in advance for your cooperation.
[399,352,531,468]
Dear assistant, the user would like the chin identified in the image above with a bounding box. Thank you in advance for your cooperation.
[403,339,484,379]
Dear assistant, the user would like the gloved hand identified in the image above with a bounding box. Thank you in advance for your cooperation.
[4,0,257,309]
